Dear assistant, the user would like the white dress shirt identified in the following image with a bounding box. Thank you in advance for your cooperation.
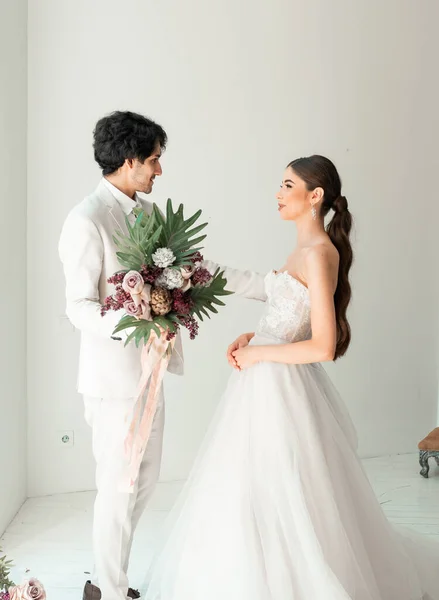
[102,178,142,222]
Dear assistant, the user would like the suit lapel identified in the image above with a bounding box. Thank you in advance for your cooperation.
[95,179,129,234]
[95,180,154,235]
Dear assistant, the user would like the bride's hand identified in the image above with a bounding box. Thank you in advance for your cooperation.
[227,333,253,370]
[232,345,261,370]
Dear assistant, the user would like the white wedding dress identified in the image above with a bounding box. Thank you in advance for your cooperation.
[144,270,439,600]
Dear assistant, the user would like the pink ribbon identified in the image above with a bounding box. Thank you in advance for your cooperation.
[120,331,175,493]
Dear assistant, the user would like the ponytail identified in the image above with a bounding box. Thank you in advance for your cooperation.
[326,196,353,359]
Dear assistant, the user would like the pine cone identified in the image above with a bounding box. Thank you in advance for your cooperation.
[151,286,173,316]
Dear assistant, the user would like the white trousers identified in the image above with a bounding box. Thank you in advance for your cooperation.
[84,390,165,600]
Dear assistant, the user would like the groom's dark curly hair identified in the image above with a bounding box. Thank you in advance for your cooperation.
[93,111,167,176]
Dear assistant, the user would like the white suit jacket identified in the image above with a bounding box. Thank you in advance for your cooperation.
[59,179,267,399]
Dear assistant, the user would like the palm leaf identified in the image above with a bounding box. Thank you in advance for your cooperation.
[111,312,179,347]
[115,254,143,271]
[112,201,208,272]
[189,269,233,321]
[124,329,140,347]
[0,546,15,589]
[112,315,140,334]
[151,200,208,258]
[112,210,163,269]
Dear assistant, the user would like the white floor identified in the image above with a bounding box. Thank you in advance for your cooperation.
[1,454,439,599]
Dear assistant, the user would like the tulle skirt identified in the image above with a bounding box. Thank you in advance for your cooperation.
[143,335,439,599]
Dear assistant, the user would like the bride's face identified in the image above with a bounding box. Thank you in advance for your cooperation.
[276,167,311,221]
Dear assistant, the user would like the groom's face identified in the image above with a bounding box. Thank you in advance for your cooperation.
[130,144,163,194]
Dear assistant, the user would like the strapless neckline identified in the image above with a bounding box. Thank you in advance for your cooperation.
[270,270,309,293]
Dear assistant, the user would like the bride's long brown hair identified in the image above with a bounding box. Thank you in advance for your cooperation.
[288,155,353,359]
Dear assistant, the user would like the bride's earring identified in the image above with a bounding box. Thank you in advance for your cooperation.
[311,205,317,220]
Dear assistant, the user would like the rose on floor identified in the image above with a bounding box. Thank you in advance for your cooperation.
[9,580,46,600]
[1,547,45,600]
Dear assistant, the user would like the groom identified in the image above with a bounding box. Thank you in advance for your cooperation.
[59,111,266,600]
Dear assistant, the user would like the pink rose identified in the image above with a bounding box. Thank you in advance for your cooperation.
[123,300,143,318]
[181,279,192,292]
[24,580,45,600]
[180,265,194,280]
[122,271,145,295]
[180,266,194,292]
[9,585,26,600]
[123,299,152,321]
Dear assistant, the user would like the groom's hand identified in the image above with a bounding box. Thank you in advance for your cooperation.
[227,333,252,370]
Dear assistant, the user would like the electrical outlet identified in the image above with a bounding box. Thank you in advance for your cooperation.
[58,430,74,448]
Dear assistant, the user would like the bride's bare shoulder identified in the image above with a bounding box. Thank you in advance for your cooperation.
[303,240,338,263]
[302,242,339,289]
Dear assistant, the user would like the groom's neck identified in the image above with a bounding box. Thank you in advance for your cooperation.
[105,173,136,199]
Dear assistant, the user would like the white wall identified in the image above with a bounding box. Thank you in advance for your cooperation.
[0,0,27,531]
[27,0,439,497]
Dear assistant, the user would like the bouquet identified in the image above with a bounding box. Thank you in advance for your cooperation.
[101,199,232,345]
[102,199,232,492]
[0,547,46,600]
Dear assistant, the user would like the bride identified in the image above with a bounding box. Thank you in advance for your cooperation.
[144,155,439,599]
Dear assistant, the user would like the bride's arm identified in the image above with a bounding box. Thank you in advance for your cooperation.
[202,259,267,302]
[233,246,338,368]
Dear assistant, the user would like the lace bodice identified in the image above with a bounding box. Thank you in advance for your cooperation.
[255,271,311,343]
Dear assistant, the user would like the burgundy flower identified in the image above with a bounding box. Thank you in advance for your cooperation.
[101,295,123,316]
[189,251,204,265]
[107,272,126,285]
[166,326,179,341]
[171,289,193,315]
[191,267,213,286]
[115,287,131,304]
[140,265,164,284]
[179,315,199,340]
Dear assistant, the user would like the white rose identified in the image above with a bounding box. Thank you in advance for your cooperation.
[152,247,176,268]
[156,268,184,290]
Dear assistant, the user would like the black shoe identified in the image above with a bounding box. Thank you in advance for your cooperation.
[83,580,140,599]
